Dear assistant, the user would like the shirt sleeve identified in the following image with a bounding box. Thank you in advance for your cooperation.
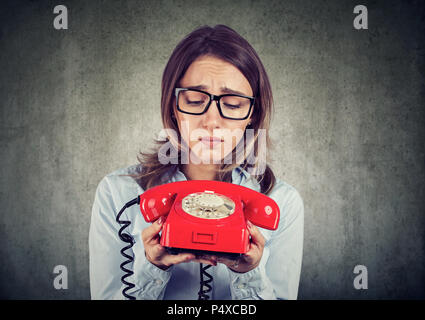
[89,176,173,300]
[227,187,304,300]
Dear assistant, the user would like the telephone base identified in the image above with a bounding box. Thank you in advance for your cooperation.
[165,247,242,260]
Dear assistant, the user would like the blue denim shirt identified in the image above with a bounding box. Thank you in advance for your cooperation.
[89,164,304,300]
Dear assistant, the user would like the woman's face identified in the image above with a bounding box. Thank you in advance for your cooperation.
[174,55,253,164]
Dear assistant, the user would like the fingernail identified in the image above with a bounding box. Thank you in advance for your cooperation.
[157,216,163,224]
[246,220,252,228]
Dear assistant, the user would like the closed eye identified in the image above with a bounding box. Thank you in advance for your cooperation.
[186,100,205,105]
[223,103,241,109]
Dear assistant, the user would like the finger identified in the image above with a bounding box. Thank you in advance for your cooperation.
[192,258,217,266]
[241,251,256,265]
[216,256,234,266]
[150,243,166,257]
[195,254,218,262]
[217,256,246,269]
[247,220,266,248]
[141,216,165,243]
[193,254,218,266]
[165,253,196,265]
[217,256,244,272]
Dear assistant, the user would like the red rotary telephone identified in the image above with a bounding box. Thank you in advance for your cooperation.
[139,180,280,257]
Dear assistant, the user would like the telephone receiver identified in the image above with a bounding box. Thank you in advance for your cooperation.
[138,180,280,256]
[139,180,279,229]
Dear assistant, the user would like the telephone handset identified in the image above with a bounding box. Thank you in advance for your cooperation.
[139,180,280,257]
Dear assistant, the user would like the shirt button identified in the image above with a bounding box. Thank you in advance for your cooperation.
[155,279,163,286]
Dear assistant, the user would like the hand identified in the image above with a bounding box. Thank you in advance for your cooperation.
[141,216,196,270]
[217,220,266,273]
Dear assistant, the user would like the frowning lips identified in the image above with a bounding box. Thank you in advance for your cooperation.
[198,136,224,147]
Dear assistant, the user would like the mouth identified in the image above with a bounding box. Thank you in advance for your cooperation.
[198,136,224,148]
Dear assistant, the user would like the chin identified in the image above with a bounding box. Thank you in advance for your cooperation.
[190,150,230,165]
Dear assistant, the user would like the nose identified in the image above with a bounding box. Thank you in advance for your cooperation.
[201,100,222,129]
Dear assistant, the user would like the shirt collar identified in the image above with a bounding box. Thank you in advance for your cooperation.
[232,166,251,184]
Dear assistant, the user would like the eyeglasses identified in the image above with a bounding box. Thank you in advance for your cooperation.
[175,88,255,120]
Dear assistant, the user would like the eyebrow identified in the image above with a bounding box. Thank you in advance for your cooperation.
[185,85,251,97]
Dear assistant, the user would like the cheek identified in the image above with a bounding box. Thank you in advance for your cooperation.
[218,123,249,147]
[176,115,203,143]
[229,122,249,136]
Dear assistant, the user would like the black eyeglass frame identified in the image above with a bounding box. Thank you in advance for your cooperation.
[175,87,255,120]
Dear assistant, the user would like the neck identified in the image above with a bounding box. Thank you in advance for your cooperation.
[181,163,219,181]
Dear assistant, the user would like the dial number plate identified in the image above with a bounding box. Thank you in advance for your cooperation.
[182,192,235,219]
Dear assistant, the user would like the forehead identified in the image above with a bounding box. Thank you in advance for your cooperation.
[180,55,253,96]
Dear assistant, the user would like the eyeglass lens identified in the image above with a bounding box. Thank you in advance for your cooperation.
[178,90,251,119]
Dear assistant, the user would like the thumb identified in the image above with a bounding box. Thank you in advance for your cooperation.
[247,220,265,247]
[142,216,165,243]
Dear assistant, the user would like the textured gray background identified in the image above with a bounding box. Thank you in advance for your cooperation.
[0,0,424,299]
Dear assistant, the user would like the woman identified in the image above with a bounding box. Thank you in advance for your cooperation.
[89,25,304,300]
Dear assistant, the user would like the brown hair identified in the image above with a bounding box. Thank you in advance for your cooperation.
[128,25,276,194]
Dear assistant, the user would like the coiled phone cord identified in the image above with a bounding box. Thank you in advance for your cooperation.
[116,196,215,300]
[198,263,213,300]
[115,196,140,300]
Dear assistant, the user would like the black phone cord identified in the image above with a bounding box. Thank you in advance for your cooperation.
[198,263,213,300]
[116,196,140,300]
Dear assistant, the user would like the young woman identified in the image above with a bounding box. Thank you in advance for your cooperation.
[89,25,304,300]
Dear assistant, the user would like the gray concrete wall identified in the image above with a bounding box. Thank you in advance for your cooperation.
[0,0,424,299]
